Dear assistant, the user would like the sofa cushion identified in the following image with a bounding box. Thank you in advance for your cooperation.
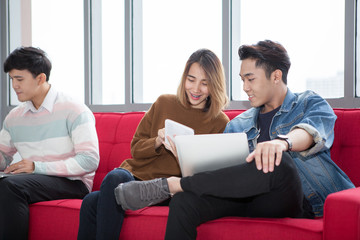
[28,199,82,240]
[120,206,323,240]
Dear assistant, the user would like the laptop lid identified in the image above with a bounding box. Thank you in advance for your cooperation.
[175,132,249,177]
[0,172,30,178]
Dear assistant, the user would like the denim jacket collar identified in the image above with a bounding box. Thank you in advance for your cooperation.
[239,88,294,141]
[279,88,296,113]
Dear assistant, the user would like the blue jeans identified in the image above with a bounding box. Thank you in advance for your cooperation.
[77,168,135,240]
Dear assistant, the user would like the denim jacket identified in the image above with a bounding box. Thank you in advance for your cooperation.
[224,89,355,216]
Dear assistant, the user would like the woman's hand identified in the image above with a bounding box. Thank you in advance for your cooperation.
[164,136,178,159]
[155,128,166,149]
[155,128,178,159]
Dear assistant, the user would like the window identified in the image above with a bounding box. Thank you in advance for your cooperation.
[91,0,125,105]
[133,0,223,103]
[232,0,345,101]
[8,0,84,104]
[2,0,358,118]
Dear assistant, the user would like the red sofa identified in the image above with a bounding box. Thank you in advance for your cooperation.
[28,109,360,240]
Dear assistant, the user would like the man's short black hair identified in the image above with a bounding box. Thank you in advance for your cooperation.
[238,40,291,84]
[3,47,52,81]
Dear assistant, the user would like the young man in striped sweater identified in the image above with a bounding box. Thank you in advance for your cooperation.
[0,47,99,239]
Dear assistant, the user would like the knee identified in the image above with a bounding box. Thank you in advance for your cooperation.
[79,192,99,225]
[274,152,302,187]
[100,168,133,190]
[277,152,297,174]
[0,178,23,204]
[81,191,99,212]
[0,177,18,194]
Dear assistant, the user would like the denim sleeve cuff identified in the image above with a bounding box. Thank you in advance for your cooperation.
[290,123,325,157]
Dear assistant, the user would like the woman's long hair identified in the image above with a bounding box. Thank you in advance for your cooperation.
[177,49,229,120]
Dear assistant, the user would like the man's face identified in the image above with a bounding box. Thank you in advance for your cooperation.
[9,69,42,103]
[240,58,277,111]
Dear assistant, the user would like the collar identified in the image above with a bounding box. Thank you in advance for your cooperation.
[278,88,296,113]
[248,88,295,130]
[23,86,57,115]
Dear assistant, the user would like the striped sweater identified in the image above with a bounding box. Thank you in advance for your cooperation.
[0,87,99,191]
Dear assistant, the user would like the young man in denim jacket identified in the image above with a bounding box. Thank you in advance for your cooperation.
[115,40,355,240]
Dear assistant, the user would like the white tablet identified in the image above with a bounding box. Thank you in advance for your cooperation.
[164,119,194,145]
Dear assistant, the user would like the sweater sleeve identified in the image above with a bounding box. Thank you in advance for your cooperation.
[130,99,164,159]
[33,110,100,177]
[215,113,230,133]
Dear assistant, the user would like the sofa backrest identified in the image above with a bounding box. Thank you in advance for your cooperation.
[92,109,359,191]
[93,112,145,191]
[331,109,360,187]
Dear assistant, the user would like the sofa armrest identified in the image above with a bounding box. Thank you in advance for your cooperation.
[323,187,360,240]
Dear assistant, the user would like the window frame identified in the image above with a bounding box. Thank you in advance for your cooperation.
[0,0,358,128]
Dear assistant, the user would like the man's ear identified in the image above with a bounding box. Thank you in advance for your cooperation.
[36,73,47,85]
[273,69,283,83]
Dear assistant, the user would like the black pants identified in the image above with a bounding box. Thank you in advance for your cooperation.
[165,152,314,240]
[0,174,88,240]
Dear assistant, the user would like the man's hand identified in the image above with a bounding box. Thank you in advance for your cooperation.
[4,159,35,174]
[246,139,288,173]
[246,128,314,173]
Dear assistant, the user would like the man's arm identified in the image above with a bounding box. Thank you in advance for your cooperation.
[32,111,99,177]
[287,128,314,152]
[246,128,313,173]
[246,92,336,173]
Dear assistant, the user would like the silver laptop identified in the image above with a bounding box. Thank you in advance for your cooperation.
[0,172,30,178]
[174,132,249,177]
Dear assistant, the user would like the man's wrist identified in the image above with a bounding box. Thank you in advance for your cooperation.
[276,135,292,151]
[32,162,36,173]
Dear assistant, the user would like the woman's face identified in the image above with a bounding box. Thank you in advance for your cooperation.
[184,62,210,109]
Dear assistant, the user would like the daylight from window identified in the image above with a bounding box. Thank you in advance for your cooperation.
[234,0,344,100]
[9,0,345,105]
[32,0,84,103]
[137,0,222,103]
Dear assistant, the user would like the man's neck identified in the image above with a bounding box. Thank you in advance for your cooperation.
[32,83,51,109]
[262,85,288,113]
